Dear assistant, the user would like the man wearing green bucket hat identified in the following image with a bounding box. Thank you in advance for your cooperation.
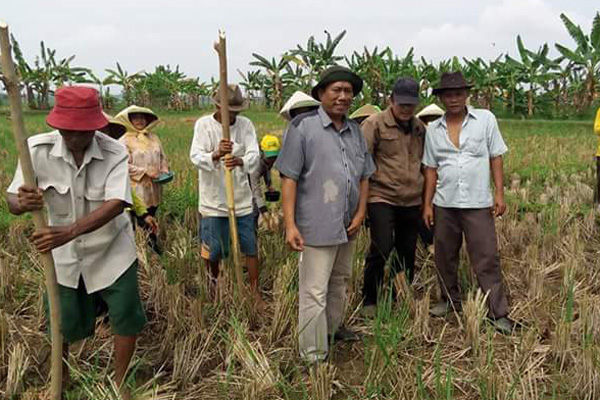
[277,65,375,363]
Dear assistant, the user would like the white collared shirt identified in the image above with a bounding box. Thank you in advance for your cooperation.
[189,114,260,217]
[7,131,137,293]
[422,106,508,209]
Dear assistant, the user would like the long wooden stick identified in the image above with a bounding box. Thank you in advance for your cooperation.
[0,21,63,400]
[213,31,245,296]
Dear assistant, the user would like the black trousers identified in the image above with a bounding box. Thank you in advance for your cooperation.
[133,206,161,255]
[595,157,600,204]
[362,202,421,306]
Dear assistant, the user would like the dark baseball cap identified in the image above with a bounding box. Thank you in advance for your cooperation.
[391,77,419,105]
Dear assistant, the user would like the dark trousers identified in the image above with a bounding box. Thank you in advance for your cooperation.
[133,206,161,255]
[362,203,420,306]
[434,206,509,318]
[595,157,600,204]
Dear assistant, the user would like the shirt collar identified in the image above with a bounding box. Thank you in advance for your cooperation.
[318,105,350,133]
[49,132,104,168]
[383,107,418,134]
[437,106,477,129]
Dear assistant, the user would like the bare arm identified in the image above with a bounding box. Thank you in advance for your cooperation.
[281,176,304,251]
[32,199,126,253]
[490,156,506,217]
[422,167,438,228]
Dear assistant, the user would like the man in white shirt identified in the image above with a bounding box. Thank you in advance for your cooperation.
[6,87,145,397]
[422,71,512,334]
[190,85,262,300]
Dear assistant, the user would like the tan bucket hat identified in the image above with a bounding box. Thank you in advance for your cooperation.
[212,84,249,112]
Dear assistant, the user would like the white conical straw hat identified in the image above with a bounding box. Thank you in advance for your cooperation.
[279,91,320,121]
[416,103,445,119]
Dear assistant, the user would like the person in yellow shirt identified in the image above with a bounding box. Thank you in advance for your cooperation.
[595,107,600,203]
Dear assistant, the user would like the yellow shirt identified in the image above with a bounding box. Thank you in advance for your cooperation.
[595,108,600,157]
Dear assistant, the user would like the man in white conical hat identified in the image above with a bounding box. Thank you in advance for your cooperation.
[417,103,445,125]
[279,91,320,121]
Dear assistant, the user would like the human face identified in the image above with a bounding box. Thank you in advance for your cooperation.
[438,89,469,115]
[59,130,96,153]
[130,113,148,130]
[390,100,416,122]
[318,81,354,120]
[214,106,239,125]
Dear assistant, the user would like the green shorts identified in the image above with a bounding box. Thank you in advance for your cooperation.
[46,261,146,343]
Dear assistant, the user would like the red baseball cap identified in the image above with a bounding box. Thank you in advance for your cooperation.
[46,86,108,131]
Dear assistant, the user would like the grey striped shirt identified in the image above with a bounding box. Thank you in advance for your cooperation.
[276,106,376,246]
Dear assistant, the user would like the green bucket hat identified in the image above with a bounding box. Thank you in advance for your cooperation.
[311,66,363,100]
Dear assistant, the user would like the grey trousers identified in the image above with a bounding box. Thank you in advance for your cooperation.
[298,240,356,362]
[434,206,509,318]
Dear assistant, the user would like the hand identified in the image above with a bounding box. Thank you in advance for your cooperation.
[285,224,304,252]
[146,167,160,180]
[224,156,244,170]
[346,212,365,237]
[215,139,233,160]
[423,204,434,229]
[32,226,75,253]
[493,192,506,217]
[17,185,44,213]
[144,215,159,234]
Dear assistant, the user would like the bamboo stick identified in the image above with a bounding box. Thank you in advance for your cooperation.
[213,31,245,296]
[0,21,63,400]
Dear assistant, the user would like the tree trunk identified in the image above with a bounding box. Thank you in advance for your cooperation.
[527,86,533,117]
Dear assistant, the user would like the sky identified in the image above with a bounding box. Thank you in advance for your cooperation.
[1,0,598,85]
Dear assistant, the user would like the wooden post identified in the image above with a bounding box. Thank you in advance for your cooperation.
[213,31,245,296]
[0,21,63,400]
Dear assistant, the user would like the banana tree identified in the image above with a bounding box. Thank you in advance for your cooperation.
[237,69,265,101]
[555,12,600,110]
[250,53,289,110]
[507,35,559,117]
[463,56,502,110]
[290,30,346,85]
[104,62,141,105]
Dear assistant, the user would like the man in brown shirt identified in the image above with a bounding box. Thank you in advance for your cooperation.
[361,77,426,317]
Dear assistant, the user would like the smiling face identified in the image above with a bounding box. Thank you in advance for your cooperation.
[59,130,96,153]
[318,81,354,120]
[438,89,470,115]
[130,113,148,130]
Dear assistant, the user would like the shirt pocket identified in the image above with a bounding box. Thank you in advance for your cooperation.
[464,135,486,157]
[378,131,400,156]
[40,183,72,218]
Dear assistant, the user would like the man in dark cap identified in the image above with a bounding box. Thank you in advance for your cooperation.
[276,66,375,363]
[422,71,513,334]
[6,86,145,397]
[360,77,427,318]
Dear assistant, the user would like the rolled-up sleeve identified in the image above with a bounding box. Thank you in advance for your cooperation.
[7,160,24,194]
[487,114,508,158]
[240,121,260,175]
[274,124,305,181]
[422,127,438,168]
[190,119,219,172]
[104,155,133,206]
[360,135,376,179]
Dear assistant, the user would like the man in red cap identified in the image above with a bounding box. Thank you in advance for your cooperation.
[5,86,145,397]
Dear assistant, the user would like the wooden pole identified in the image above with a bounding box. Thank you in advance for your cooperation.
[213,31,245,296]
[0,21,63,400]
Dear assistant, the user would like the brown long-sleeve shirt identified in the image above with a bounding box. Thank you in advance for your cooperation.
[362,106,425,206]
